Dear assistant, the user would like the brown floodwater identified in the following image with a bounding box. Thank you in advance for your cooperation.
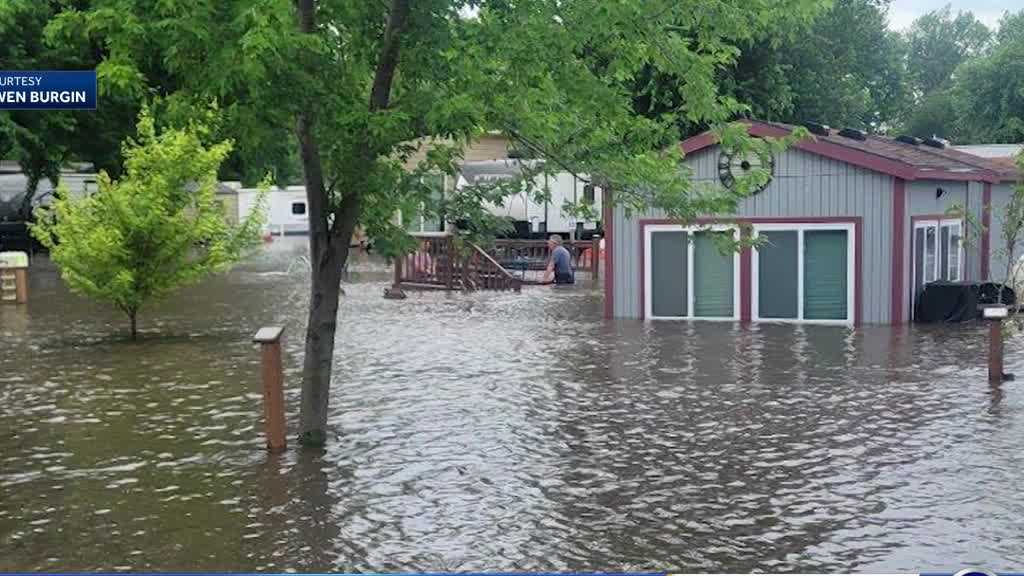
[2,237,1023,571]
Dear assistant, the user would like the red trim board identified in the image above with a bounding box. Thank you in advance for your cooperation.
[891,179,906,324]
[982,182,992,280]
[680,121,1002,184]
[603,188,614,319]
[740,241,752,323]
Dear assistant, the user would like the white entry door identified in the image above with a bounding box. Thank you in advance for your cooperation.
[912,218,963,309]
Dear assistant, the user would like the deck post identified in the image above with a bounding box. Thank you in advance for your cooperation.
[446,236,455,291]
[252,326,287,453]
[385,255,407,299]
[591,236,601,279]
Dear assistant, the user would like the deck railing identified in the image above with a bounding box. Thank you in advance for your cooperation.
[489,237,600,283]
[393,234,521,292]
[458,242,522,292]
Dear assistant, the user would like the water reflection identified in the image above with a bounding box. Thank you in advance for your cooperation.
[2,237,1023,571]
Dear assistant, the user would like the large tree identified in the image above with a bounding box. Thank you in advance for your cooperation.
[0,0,296,223]
[905,4,992,97]
[66,0,823,445]
[0,0,78,219]
[718,0,908,132]
[948,11,1024,143]
[899,4,992,138]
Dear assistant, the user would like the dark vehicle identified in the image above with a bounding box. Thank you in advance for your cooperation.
[0,221,40,254]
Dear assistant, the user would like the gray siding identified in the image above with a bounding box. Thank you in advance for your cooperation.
[901,179,984,320]
[906,179,983,281]
[989,182,1019,282]
[613,146,895,323]
[685,147,720,181]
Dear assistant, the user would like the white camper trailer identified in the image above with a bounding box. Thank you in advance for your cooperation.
[236,185,310,235]
[456,159,603,239]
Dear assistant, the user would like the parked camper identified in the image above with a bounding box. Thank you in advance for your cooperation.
[456,159,603,239]
[234,185,310,235]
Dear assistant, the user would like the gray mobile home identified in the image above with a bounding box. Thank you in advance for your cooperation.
[604,121,1020,325]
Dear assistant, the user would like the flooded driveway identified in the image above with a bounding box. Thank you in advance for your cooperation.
[2,237,1023,571]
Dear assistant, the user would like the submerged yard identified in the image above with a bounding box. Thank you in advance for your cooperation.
[2,237,1023,571]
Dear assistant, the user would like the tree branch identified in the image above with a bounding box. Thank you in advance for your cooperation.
[295,0,330,243]
[369,0,411,112]
[504,126,592,184]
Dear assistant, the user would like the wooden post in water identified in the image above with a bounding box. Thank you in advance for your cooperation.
[14,268,28,304]
[384,255,407,299]
[253,326,287,453]
[990,319,1004,384]
[591,236,601,280]
[0,252,29,305]
[982,305,1010,384]
[446,236,456,291]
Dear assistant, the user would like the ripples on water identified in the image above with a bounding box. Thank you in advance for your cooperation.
[2,237,1023,571]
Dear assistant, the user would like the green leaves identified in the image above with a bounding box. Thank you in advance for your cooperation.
[31,108,264,337]
[72,0,831,257]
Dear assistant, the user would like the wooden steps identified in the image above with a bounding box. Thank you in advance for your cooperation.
[1,270,16,302]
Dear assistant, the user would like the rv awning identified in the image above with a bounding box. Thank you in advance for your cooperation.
[458,159,542,185]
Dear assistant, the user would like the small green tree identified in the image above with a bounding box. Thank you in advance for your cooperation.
[992,155,1024,307]
[31,110,265,339]
[949,153,1024,312]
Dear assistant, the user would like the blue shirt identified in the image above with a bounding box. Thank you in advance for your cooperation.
[552,245,573,276]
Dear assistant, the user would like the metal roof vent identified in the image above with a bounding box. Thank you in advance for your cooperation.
[838,128,867,141]
[804,122,830,136]
[896,135,921,145]
[923,136,949,149]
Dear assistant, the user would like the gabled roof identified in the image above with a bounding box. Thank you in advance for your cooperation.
[681,121,1019,184]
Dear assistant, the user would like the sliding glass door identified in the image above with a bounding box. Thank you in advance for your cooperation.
[645,225,739,320]
[753,223,855,324]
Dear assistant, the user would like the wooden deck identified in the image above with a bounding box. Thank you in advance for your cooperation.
[390,234,601,293]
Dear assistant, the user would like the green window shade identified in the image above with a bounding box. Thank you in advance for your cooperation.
[804,230,848,320]
[651,231,688,317]
[693,231,734,317]
[758,231,798,319]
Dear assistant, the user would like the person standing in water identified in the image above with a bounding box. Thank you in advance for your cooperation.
[542,234,575,285]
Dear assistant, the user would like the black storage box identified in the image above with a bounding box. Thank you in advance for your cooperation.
[915,281,1016,323]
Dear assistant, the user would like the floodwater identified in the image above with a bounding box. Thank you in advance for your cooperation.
[2,237,1023,572]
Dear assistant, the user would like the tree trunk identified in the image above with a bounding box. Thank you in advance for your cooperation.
[17,175,40,221]
[294,0,411,447]
[298,235,343,446]
[129,310,138,341]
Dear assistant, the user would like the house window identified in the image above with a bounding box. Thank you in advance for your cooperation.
[291,202,306,215]
[405,174,446,233]
[644,225,740,320]
[583,184,596,205]
[752,223,855,324]
[913,218,963,306]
